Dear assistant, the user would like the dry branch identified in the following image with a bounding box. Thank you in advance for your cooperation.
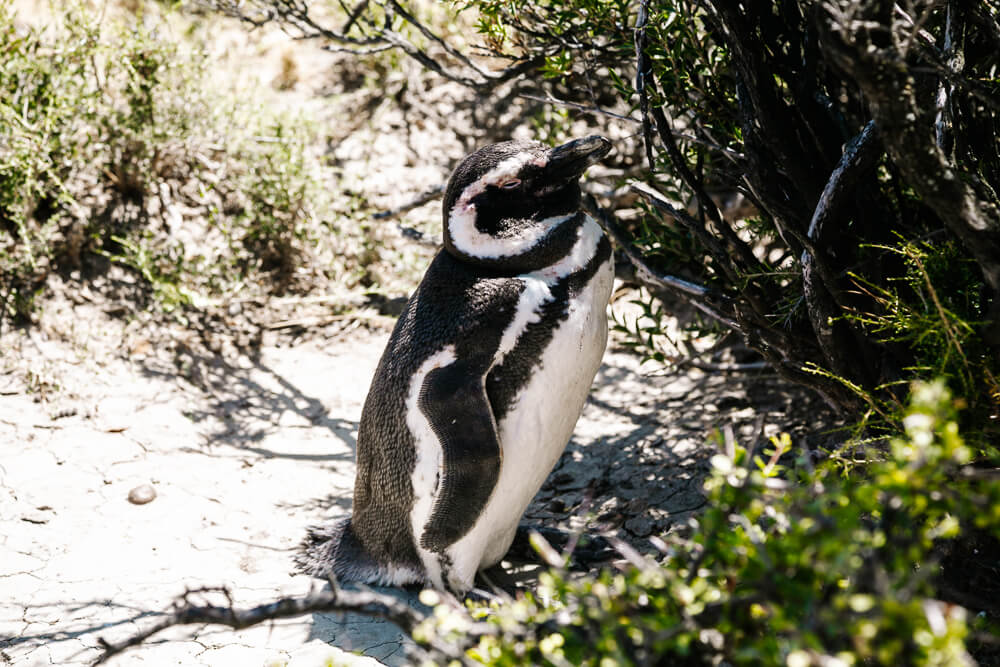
[800,119,881,379]
[94,584,469,665]
[210,0,545,90]
[371,184,444,221]
[820,0,1000,344]
[585,194,732,313]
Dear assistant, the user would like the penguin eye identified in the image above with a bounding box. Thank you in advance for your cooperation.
[499,179,521,189]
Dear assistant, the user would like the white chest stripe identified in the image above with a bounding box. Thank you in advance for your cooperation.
[405,345,458,587]
[495,278,550,366]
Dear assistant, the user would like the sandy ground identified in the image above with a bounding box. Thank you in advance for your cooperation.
[1,319,399,666]
[0,288,825,666]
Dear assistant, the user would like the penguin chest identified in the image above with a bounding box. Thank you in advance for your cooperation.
[498,269,612,501]
[453,252,615,573]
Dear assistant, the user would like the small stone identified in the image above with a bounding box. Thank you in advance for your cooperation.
[22,510,51,524]
[549,472,573,487]
[624,515,654,537]
[128,484,157,505]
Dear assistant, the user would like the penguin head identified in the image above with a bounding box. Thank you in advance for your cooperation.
[442,135,612,271]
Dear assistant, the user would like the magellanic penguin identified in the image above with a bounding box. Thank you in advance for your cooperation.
[296,135,614,594]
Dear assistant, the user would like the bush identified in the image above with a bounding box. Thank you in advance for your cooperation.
[0,2,364,323]
[482,0,1000,432]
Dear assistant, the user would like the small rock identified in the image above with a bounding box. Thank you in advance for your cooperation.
[128,484,156,505]
[22,509,53,524]
[547,497,566,513]
[624,515,654,537]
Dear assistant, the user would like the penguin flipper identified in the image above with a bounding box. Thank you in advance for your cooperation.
[418,358,501,553]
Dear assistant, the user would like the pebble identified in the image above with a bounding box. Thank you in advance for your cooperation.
[624,515,654,537]
[127,484,157,505]
[21,508,53,524]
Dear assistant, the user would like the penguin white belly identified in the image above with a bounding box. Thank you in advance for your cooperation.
[442,254,614,591]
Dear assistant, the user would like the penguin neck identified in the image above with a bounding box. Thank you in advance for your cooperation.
[445,210,587,276]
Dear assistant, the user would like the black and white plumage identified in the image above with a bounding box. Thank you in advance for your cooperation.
[296,135,614,594]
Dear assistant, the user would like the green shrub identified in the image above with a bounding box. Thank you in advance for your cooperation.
[465,0,1000,436]
[0,2,359,321]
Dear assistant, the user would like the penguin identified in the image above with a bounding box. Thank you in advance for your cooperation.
[296,135,614,595]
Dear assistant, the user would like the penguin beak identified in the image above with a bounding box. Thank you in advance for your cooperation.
[544,135,612,183]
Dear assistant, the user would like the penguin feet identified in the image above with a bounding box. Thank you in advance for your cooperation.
[508,524,616,569]
[472,563,523,600]
[464,586,506,604]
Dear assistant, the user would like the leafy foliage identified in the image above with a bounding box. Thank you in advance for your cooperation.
[460,0,1000,439]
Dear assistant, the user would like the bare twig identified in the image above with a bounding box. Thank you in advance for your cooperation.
[634,0,656,172]
[211,0,386,46]
[686,359,770,373]
[804,121,880,243]
[584,194,726,304]
[341,0,370,34]
[513,92,744,159]
[515,92,637,124]
[95,585,471,664]
[934,1,964,157]
[645,84,761,275]
[629,181,738,283]
[372,185,444,221]
[210,0,544,90]
[266,311,397,330]
[385,0,503,81]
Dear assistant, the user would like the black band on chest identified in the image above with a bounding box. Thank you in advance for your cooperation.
[485,234,612,420]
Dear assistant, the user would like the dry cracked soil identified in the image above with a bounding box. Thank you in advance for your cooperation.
[0,288,828,666]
